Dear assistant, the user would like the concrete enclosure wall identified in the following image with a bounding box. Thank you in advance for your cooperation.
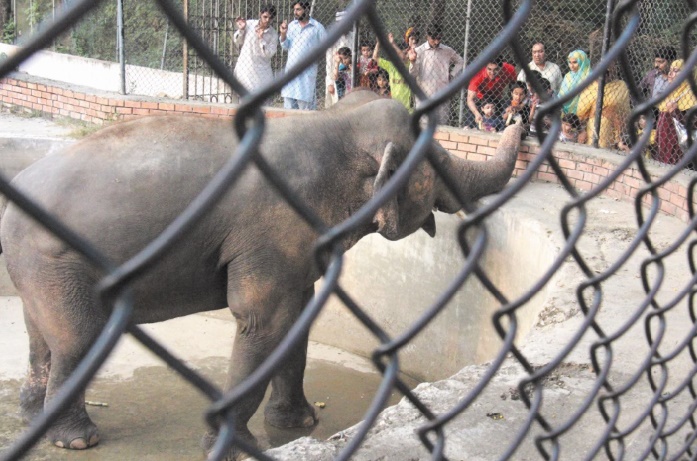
[311,210,557,382]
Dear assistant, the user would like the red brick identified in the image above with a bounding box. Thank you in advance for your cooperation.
[578,162,594,172]
[467,153,488,162]
[476,145,496,156]
[592,166,610,177]
[558,159,576,170]
[433,131,450,141]
[159,102,175,111]
[456,142,476,153]
[515,160,528,171]
[174,104,193,112]
[439,140,457,150]
[210,106,237,117]
[132,108,152,116]
[669,192,686,208]
[140,101,159,109]
[192,106,213,114]
[574,180,592,191]
[450,133,469,143]
[566,170,584,180]
[537,171,559,183]
[660,201,677,216]
[26,82,37,90]
[109,99,125,107]
[85,95,97,103]
[469,136,489,146]
[583,172,601,185]
[116,107,133,114]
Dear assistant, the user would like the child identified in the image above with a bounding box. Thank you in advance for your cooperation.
[618,114,656,158]
[333,47,352,100]
[375,67,391,97]
[503,81,531,127]
[477,97,504,132]
[358,40,378,89]
[559,113,581,143]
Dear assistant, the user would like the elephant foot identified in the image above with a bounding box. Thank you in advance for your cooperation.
[48,418,100,450]
[202,427,257,461]
[19,385,45,424]
[264,400,318,428]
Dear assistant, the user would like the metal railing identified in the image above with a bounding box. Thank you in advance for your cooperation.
[1,0,697,460]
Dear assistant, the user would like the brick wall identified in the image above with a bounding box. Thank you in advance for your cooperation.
[2,72,695,222]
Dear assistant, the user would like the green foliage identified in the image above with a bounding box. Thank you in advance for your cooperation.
[1,19,15,42]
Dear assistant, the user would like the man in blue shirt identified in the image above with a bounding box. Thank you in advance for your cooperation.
[279,1,326,110]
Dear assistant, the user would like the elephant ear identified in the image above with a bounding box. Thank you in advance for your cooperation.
[373,142,399,238]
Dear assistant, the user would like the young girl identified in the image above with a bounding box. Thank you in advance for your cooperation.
[358,41,379,89]
[333,47,352,100]
[375,68,391,97]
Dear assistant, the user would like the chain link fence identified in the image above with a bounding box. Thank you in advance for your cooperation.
[3,0,697,460]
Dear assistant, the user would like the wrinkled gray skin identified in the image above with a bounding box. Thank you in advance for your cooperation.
[0,90,523,460]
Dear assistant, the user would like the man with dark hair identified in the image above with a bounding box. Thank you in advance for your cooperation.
[407,24,464,124]
[466,56,517,127]
[232,5,278,98]
[279,1,326,110]
[516,42,562,93]
[639,46,677,99]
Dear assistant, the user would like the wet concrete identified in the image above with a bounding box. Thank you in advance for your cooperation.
[0,297,418,460]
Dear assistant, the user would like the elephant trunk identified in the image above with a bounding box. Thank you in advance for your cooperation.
[434,124,525,213]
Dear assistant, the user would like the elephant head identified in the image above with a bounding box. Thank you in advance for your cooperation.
[340,91,524,242]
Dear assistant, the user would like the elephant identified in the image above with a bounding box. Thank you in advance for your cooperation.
[0,89,524,459]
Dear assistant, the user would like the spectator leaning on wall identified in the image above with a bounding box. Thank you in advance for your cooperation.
[516,42,563,94]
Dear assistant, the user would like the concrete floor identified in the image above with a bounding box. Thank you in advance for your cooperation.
[0,295,417,460]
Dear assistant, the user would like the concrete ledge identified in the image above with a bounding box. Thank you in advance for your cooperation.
[270,180,694,460]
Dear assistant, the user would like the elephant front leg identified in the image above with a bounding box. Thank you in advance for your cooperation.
[203,285,314,460]
[265,287,318,429]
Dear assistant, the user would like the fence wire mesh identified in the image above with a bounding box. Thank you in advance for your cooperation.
[2,0,697,460]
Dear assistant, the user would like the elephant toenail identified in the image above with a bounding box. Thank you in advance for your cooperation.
[54,441,64,448]
[69,437,87,449]
[89,434,100,446]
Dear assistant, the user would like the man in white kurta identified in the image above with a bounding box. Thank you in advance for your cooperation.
[279,1,326,110]
[516,42,563,94]
[408,25,464,125]
[232,5,279,96]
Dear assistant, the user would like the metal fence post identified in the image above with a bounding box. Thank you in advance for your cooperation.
[116,0,125,95]
[458,0,473,127]
[183,0,189,100]
[591,0,615,148]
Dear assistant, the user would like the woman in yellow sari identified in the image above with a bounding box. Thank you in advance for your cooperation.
[655,59,697,164]
[576,66,631,149]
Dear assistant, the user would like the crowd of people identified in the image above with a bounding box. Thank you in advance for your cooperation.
[231,2,696,165]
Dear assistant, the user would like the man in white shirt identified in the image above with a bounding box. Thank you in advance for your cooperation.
[408,25,464,125]
[232,5,279,98]
[279,1,326,110]
[516,42,562,94]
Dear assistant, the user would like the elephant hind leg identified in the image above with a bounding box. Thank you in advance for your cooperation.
[20,307,51,423]
[21,278,102,450]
